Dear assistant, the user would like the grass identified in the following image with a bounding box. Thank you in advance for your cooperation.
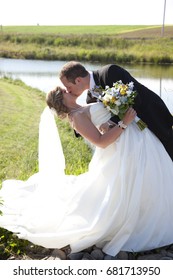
[0,25,160,35]
[0,78,45,181]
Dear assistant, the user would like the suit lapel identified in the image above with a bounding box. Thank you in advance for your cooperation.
[92,71,100,86]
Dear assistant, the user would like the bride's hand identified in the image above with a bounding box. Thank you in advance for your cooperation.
[122,107,137,126]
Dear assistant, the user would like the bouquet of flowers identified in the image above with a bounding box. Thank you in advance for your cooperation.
[91,80,147,131]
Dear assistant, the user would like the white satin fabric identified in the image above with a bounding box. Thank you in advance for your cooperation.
[0,103,173,256]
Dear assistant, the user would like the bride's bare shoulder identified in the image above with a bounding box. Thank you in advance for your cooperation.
[70,105,91,117]
[68,105,91,126]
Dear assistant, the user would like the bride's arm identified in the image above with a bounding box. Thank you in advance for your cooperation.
[71,108,136,148]
[99,120,116,134]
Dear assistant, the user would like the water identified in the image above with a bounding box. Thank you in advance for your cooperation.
[0,58,173,112]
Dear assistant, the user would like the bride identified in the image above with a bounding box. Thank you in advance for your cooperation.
[0,86,173,257]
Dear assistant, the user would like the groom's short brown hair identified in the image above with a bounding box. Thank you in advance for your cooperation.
[59,61,88,84]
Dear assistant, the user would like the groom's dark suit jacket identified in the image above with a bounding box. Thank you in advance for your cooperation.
[86,64,173,160]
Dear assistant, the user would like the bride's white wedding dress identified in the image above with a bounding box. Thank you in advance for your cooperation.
[0,103,173,257]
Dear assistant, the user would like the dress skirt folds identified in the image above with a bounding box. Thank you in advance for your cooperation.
[0,103,173,257]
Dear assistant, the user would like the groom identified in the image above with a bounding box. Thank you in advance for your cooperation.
[59,61,173,160]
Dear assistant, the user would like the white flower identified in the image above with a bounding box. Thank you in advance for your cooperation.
[113,80,122,86]
[103,94,111,102]
[115,100,121,106]
[128,81,134,90]
[126,90,132,96]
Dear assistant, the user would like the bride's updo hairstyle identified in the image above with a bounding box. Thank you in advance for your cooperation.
[46,86,70,119]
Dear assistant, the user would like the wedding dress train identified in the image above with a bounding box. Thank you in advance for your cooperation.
[0,103,173,257]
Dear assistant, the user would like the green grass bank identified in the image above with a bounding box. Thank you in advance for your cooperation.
[0,25,173,64]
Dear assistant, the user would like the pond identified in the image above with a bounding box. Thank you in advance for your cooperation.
[0,58,173,113]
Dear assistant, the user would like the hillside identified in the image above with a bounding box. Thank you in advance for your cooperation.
[117,25,173,38]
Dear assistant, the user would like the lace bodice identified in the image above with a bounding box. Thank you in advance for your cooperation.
[89,103,111,128]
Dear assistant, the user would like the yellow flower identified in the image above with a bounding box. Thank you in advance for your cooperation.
[111,97,116,103]
[103,100,108,106]
[120,85,128,95]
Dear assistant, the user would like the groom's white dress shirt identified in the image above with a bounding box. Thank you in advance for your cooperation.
[89,71,96,90]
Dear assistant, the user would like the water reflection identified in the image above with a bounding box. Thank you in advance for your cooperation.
[0,58,173,112]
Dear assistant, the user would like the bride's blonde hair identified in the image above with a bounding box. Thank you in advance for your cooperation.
[46,86,70,119]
